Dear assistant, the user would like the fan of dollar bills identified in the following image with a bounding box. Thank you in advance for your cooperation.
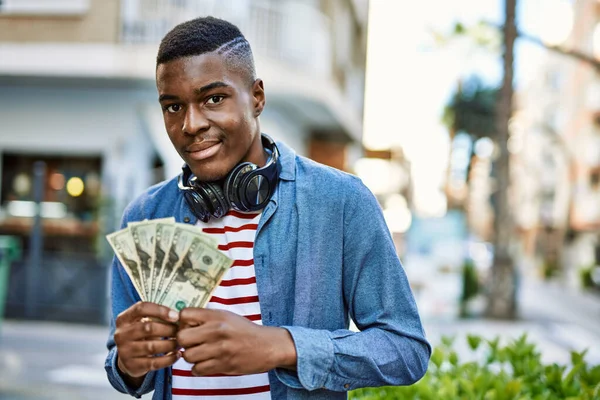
[106,218,233,311]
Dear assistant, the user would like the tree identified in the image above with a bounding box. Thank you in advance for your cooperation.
[442,2,518,319]
[486,0,518,319]
[440,20,600,73]
[443,77,498,143]
[443,77,498,192]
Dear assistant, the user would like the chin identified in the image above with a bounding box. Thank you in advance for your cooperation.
[190,166,228,182]
[186,153,238,182]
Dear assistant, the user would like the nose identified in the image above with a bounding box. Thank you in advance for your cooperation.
[182,105,209,135]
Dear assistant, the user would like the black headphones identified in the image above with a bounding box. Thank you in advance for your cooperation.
[178,134,281,222]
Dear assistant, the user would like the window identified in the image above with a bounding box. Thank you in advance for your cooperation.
[0,0,90,16]
[0,153,103,253]
[1,153,102,220]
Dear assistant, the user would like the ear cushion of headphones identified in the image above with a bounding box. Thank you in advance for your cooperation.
[182,187,212,223]
[192,180,230,219]
[223,162,256,211]
[239,170,272,211]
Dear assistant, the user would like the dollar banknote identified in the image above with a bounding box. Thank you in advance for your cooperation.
[153,225,216,303]
[150,221,176,301]
[106,218,228,310]
[129,218,175,300]
[156,236,232,310]
[106,228,147,300]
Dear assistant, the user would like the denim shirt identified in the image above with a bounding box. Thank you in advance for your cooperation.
[105,140,431,399]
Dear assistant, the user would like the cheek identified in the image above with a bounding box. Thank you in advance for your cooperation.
[164,117,181,139]
[213,110,241,129]
[220,101,253,130]
[227,116,242,129]
[225,111,253,133]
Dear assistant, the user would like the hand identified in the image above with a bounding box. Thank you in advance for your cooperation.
[114,302,181,385]
[177,308,297,376]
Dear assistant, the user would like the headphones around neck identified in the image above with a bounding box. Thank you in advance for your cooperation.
[178,134,281,222]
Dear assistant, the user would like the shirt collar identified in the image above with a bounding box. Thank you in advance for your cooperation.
[274,140,296,182]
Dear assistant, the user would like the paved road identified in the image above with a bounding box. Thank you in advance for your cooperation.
[0,321,128,400]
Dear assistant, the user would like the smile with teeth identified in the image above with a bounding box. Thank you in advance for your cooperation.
[186,141,222,161]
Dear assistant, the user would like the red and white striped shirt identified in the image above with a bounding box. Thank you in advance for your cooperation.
[172,210,271,400]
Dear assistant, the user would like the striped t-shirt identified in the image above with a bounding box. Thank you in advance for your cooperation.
[172,210,272,400]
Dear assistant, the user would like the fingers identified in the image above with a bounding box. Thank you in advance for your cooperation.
[123,352,181,376]
[181,342,224,365]
[179,308,227,326]
[137,319,179,340]
[191,359,222,377]
[114,302,182,379]
[177,323,225,348]
[117,302,179,327]
[115,320,178,343]
[179,307,209,326]
[125,339,179,358]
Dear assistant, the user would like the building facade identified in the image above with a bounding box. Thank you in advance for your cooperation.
[516,0,600,286]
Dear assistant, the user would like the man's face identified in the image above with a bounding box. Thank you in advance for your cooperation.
[156,53,266,181]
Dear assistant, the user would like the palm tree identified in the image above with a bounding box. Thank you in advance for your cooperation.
[443,77,498,187]
[443,77,498,143]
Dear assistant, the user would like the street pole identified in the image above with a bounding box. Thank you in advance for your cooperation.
[25,161,46,318]
[486,0,518,319]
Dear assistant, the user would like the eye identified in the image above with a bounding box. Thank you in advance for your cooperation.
[207,95,224,105]
[165,104,182,114]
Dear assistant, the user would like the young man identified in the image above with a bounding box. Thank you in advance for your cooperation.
[105,16,430,400]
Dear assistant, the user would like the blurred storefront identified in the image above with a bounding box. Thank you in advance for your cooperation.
[0,0,369,322]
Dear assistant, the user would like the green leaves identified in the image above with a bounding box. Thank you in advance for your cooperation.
[431,347,445,369]
[350,334,600,400]
[431,20,501,51]
[442,76,499,140]
[467,334,482,351]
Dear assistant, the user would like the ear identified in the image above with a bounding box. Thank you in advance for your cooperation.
[251,79,266,117]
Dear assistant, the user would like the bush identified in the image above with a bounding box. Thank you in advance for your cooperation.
[459,260,480,318]
[580,266,596,290]
[350,334,600,400]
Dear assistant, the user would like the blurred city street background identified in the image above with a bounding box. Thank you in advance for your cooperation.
[1,0,600,398]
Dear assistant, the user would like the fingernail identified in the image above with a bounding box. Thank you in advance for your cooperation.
[168,310,179,322]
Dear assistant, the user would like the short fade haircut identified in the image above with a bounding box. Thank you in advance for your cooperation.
[156,16,256,84]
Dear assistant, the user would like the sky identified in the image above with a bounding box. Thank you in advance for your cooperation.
[362,0,572,216]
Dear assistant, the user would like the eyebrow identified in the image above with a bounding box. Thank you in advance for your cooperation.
[158,81,231,103]
[158,94,178,102]
[194,81,230,96]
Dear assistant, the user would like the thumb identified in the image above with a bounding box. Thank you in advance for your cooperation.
[179,307,213,326]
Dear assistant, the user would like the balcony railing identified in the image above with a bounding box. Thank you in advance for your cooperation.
[120,0,332,77]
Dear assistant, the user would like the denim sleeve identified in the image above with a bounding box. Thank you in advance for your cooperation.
[104,206,158,397]
[275,178,431,391]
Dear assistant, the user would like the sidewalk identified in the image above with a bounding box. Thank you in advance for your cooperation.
[0,321,129,400]
[415,275,600,366]
[1,277,599,399]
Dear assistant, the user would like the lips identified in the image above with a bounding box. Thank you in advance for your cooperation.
[185,140,222,161]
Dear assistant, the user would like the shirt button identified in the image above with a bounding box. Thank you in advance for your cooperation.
[344,384,350,389]
[183,216,190,223]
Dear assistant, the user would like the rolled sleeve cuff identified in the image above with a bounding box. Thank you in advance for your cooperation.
[275,326,334,391]
[105,348,156,398]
